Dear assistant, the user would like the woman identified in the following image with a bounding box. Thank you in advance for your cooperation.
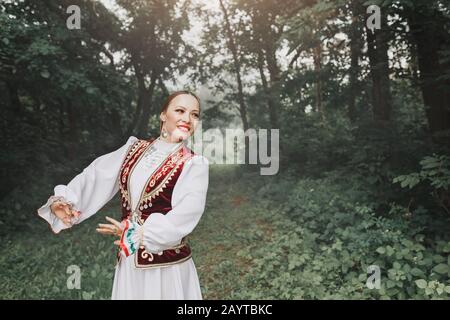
[37,90,209,300]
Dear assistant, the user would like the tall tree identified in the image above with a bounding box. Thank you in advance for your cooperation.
[347,0,364,122]
[365,4,392,125]
[402,0,450,144]
[218,0,249,132]
[116,0,193,137]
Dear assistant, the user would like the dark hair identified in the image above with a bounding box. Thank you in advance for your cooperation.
[159,90,201,131]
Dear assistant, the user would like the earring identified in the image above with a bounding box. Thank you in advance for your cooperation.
[161,123,168,138]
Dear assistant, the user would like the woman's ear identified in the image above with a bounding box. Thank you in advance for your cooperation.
[160,112,167,122]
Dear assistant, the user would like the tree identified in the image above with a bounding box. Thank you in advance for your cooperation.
[402,0,450,144]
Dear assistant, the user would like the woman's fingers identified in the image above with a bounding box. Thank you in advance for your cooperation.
[63,203,73,217]
[98,223,115,230]
[52,208,65,220]
[62,216,72,226]
[96,217,124,238]
[53,208,71,226]
[98,223,120,236]
[96,227,115,235]
[50,201,80,227]
[71,209,81,218]
[114,240,120,246]
[105,216,122,229]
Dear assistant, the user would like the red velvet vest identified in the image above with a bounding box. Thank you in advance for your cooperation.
[116,137,195,269]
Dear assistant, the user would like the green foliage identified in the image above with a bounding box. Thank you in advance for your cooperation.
[233,169,450,300]
[1,0,450,301]
[0,204,119,299]
[394,154,450,190]
[394,154,450,215]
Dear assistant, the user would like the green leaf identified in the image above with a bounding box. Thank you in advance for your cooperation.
[415,279,427,289]
[82,291,92,300]
[432,263,449,274]
[386,246,395,256]
[40,70,50,78]
[386,280,396,289]
[376,247,385,254]
[410,268,423,277]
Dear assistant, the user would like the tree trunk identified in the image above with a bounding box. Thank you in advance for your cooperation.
[366,13,392,125]
[313,44,324,121]
[219,0,249,132]
[252,17,279,129]
[136,72,157,137]
[263,35,280,129]
[406,4,450,144]
[348,0,363,123]
[257,48,276,127]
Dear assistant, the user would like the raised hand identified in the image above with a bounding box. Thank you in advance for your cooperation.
[50,200,80,226]
[96,216,123,241]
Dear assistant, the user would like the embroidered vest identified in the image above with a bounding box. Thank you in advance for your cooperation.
[117,137,195,269]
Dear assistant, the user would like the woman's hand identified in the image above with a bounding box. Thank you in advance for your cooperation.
[96,216,123,246]
[50,200,81,226]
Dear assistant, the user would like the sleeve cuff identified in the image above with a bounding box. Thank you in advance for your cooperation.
[36,192,81,234]
[119,220,143,258]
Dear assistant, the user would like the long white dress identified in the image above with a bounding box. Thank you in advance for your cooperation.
[37,136,209,300]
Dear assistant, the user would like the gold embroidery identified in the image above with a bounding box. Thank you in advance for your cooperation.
[140,250,154,262]
[129,141,188,218]
[120,139,154,215]
[134,252,192,269]
[140,152,193,205]
[117,139,196,269]
[120,140,139,169]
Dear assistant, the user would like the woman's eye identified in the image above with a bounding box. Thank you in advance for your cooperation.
[192,113,199,119]
[176,109,184,113]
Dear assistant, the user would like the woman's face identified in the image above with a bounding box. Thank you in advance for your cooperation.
[160,94,200,143]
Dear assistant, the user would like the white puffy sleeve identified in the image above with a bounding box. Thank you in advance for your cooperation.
[37,136,139,234]
[119,155,209,257]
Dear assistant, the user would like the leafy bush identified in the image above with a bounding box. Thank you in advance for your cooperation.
[393,154,450,216]
[235,171,450,299]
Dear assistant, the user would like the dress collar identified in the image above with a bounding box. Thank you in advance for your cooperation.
[153,137,184,152]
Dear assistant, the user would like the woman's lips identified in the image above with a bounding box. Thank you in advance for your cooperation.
[177,125,190,132]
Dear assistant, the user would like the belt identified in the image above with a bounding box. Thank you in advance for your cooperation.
[116,237,192,269]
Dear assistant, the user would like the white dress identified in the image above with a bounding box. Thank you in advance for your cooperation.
[37,136,209,300]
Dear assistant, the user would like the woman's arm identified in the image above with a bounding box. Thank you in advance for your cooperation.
[119,155,209,257]
[37,136,139,234]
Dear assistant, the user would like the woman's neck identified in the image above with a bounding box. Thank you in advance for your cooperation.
[158,135,183,144]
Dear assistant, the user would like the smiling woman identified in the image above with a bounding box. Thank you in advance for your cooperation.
[159,90,201,143]
[37,90,209,300]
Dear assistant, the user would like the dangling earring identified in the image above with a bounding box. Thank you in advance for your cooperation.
[161,129,168,139]
[161,122,168,138]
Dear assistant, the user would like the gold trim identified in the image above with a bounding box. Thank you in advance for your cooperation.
[126,140,154,211]
[133,237,190,268]
[130,140,185,218]
[119,139,146,200]
[133,252,192,269]
[141,161,181,203]
[140,249,154,262]
[140,151,194,205]
[122,139,142,169]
